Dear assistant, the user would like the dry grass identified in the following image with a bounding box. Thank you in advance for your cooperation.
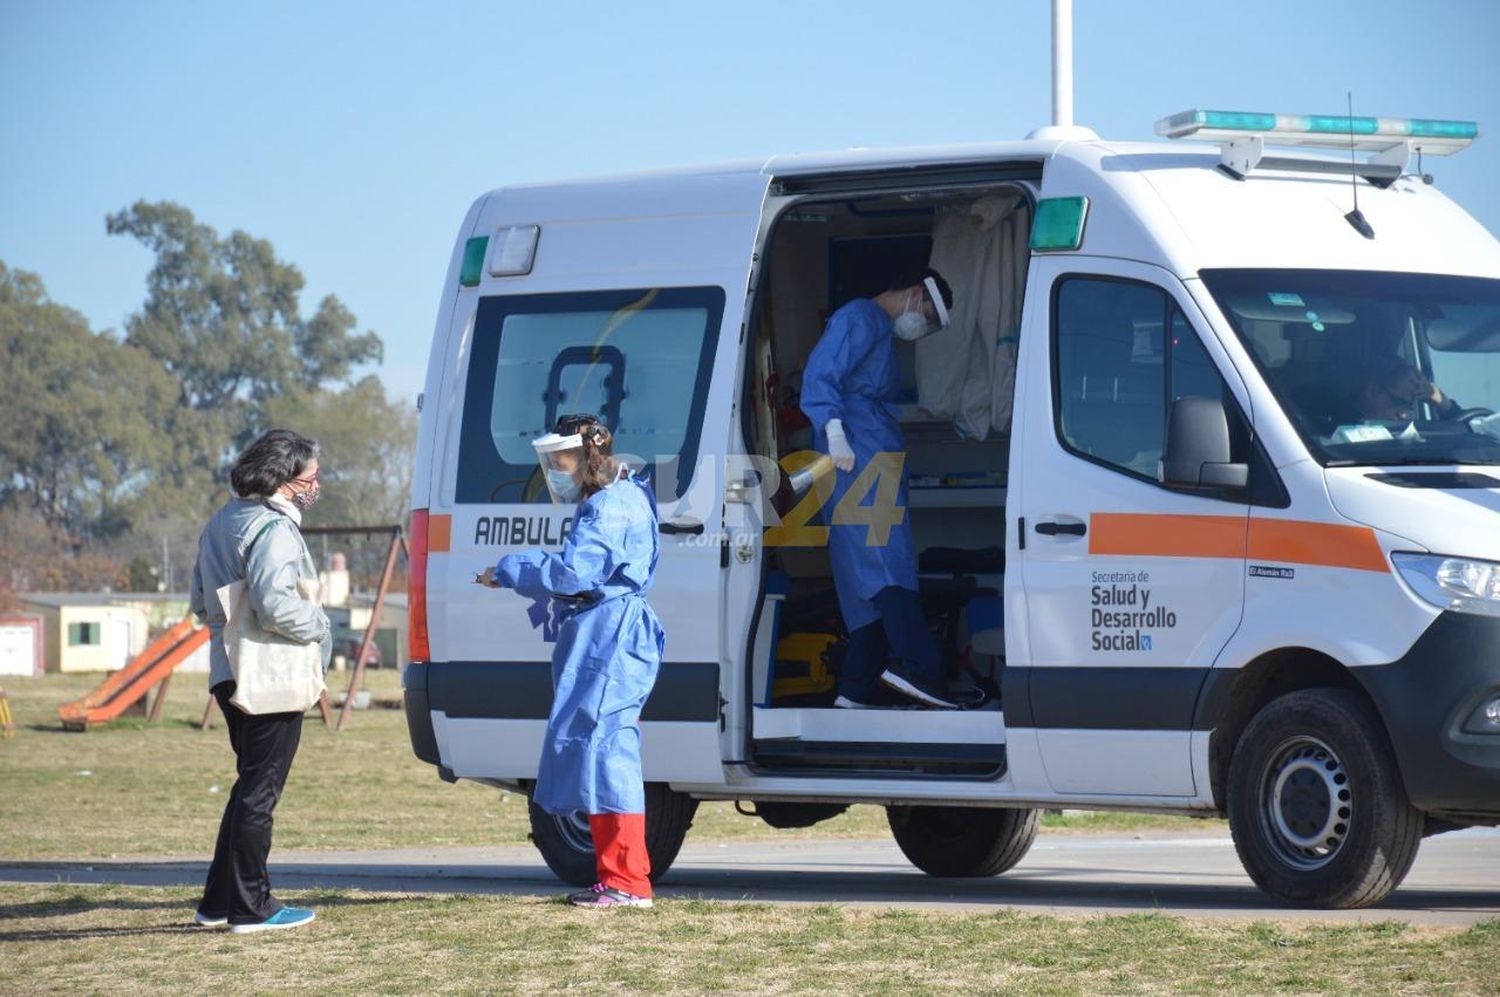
[0,883,1494,994]
[0,671,1217,862]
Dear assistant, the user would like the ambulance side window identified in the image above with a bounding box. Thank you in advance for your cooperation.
[1053,277,1167,479]
[455,287,726,504]
[1053,276,1250,490]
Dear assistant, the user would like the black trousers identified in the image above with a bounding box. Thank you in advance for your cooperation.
[200,681,304,924]
[838,586,945,701]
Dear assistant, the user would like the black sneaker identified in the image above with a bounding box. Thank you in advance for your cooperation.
[879,666,959,709]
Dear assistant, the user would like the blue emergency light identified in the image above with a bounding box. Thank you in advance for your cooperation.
[1156,109,1478,154]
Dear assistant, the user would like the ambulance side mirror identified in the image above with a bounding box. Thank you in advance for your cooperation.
[1160,396,1249,492]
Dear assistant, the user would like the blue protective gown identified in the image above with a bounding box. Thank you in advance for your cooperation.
[494,474,664,815]
[800,298,919,631]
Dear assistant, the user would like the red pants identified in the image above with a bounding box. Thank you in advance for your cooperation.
[589,813,652,897]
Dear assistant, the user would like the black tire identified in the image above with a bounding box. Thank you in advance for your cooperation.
[1227,688,1423,909]
[527,783,699,888]
[886,805,1039,877]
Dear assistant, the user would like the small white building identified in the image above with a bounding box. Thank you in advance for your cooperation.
[16,592,209,673]
[19,594,149,673]
[0,615,44,676]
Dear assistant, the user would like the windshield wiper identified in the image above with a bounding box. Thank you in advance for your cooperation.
[1325,457,1497,468]
[1371,457,1494,467]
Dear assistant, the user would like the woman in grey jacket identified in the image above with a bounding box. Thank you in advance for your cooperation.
[189,429,331,934]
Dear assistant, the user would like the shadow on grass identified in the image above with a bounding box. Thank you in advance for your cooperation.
[0,895,188,920]
[0,891,411,942]
[0,924,206,942]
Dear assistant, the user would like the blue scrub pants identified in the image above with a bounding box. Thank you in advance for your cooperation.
[837,585,944,702]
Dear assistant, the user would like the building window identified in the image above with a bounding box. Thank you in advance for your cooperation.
[68,621,102,646]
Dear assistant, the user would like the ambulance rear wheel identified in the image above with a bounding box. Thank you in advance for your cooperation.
[1227,688,1423,909]
[527,783,699,888]
[886,805,1039,877]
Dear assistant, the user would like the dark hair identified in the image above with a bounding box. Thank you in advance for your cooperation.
[887,267,954,311]
[230,429,319,498]
[553,414,620,499]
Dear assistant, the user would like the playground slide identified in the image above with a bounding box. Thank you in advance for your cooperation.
[58,618,209,730]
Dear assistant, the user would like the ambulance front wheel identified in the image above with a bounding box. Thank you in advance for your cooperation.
[1227,688,1423,909]
[886,805,1040,877]
[527,784,700,888]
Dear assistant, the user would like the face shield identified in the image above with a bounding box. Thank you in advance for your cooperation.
[532,431,585,504]
[892,275,952,341]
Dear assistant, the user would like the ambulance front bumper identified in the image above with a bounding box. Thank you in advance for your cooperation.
[1357,611,1500,819]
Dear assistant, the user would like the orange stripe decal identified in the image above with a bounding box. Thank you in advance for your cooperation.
[1090,514,1247,559]
[1088,513,1388,573]
[428,513,452,553]
[1247,518,1388,573]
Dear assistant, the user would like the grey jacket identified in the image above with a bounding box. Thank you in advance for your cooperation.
[190,497,332,688]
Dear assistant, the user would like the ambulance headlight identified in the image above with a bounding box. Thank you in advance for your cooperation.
[1464,696,1500,734]
[1392,553,1500,617]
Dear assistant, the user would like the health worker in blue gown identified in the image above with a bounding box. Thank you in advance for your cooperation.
[478,414,664,909]
[800,269,958,710]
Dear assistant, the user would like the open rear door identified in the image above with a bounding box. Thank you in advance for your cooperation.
[421,167,771,789]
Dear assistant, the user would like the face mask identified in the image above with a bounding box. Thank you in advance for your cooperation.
[290,481,321,511]
[893,292,932,341]
[546,469,582,503]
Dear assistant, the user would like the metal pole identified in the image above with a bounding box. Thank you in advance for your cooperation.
[336,530,403,731]
[1052,0,1073,128]
[147,671,173,722]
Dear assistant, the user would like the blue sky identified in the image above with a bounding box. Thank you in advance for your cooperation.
[3,0,1497,403]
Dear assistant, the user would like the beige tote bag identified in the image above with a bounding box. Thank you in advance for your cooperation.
[216,574,326,715]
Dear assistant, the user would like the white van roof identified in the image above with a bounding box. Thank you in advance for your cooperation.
[475,137,1500,283]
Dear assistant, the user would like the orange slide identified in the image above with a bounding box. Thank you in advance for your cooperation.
[58,618,210,731]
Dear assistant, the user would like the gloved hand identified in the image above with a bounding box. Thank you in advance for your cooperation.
[824,418,856,472]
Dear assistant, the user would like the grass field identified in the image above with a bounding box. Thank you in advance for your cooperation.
[2,672,1494,994]
[0,883,1494,994]
[0,671,1219,860]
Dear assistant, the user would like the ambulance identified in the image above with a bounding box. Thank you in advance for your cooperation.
[402,106,1500,908]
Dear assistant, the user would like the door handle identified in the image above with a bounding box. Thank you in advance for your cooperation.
[1035,520,1087,537]
[660,519,705,536]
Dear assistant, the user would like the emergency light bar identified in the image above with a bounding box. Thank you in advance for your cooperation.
[1156,109,1478,154]
[1156,108,1478,186]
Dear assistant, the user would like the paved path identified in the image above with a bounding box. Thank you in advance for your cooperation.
[3,829,1496,926]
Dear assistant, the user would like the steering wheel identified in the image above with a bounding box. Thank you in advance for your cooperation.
[1451,407,1496,424]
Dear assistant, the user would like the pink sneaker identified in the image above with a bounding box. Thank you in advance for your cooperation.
[565,883,653,909]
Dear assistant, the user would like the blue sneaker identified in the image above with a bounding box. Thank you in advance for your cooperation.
[229,906,316,934]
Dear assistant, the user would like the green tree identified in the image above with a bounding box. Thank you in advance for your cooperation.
[0,262,178,536]
[125,555,162,593]
[106,200,382,437]
[4,202,405,597]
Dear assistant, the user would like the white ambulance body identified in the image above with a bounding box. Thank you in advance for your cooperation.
[405,111,1500,907]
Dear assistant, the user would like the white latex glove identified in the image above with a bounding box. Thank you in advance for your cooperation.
[824,418,856,472]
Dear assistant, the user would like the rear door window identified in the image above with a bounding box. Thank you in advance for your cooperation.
[456,287,725,503]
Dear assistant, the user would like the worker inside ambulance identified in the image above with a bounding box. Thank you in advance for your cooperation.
[799,269,962,711]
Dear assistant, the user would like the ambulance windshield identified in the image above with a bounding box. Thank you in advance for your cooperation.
[1201,270,1500,467]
